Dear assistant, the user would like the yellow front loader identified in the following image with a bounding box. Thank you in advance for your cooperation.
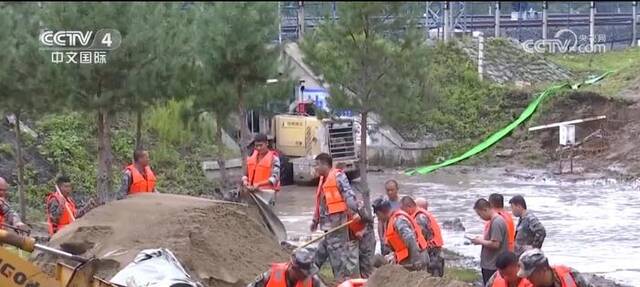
[0,229,112,287]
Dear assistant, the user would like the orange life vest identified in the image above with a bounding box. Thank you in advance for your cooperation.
[497,209,515,252]
[337,278,367,287]
[412,208,444,248]
[385,210,428,263]
[348,214,367,239]
[247,150,280,191]
[314,168,347,219]
[0,199,6,227]
[553,266,577,287]
[127,164,157,194]
[491,271,533,287]
[46,191,77,235]
[266,263,312,287]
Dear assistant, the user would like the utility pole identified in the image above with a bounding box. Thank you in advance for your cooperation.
[542,1,548,40]
[590,1,595,50]
[495,1,501,37]
[444,1,450,42]
[278,1,282,44]
[332,1,337,23]
[425,1,430,40]
[297,1,304,39]
[633,1,638,47]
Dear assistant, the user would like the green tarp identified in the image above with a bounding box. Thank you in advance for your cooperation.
[406,71,613,176]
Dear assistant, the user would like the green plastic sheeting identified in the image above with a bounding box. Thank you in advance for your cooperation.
[406,71,613,176]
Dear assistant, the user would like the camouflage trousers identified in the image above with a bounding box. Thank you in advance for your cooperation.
[427,248,445,277]
[315,226,359,282]
[357,225,376,278]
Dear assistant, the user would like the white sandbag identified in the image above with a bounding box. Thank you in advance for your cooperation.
[110,248,203,287]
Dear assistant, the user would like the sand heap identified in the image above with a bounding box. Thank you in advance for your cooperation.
[368,265,470,287]
[32,193,289,287]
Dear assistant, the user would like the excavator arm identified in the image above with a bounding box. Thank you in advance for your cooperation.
[0,229,113,287]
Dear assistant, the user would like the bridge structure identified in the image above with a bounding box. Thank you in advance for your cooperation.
[278,1,639,50]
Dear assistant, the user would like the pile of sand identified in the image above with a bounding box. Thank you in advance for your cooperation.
[368,265,470,287]
[32,193,289,287]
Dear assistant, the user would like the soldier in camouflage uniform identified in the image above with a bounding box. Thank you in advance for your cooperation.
[311,153,361,283]
[401,196,444,277]
[248,248,326,287]
[373,197,429,271]
[509,195,546,258]
[0,177,28,230]
[46,176,95,235]
[518,249,592,287]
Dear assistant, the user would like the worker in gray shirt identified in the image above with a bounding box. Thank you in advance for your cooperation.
[378,179,402,255]
[471,198,508,286]
[311,153,362,283]
[509,195,546,257]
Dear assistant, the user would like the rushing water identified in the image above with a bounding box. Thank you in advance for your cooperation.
[276,168,640,286]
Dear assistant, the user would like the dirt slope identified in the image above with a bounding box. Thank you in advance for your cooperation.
[32,193,289,287]
[489,91,640,178]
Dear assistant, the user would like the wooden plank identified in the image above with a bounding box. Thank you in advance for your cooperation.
[528,115,607,131]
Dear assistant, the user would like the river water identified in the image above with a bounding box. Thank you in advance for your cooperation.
[275,167,640,286]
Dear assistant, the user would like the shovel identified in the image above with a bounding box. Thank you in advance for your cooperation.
[295,219,355,250]
[245,188,287,242]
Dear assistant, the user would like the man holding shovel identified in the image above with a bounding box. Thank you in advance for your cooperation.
[242,133,280,206]
[311,153,362,283]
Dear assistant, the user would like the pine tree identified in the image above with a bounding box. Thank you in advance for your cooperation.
[39,3,190,201]
[300,3,426,216]
[0,3,67,220]
[194,2,283,172]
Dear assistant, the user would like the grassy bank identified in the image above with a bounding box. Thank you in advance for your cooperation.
[1,100,231,222]
[547,47,640,97]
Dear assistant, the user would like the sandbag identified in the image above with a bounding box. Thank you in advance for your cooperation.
[110,248,203,287]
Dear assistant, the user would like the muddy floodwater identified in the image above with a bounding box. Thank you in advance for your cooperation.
[276,167,640,286]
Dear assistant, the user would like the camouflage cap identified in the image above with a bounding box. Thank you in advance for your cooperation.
[517,248,549,278]
[291,248,319,276]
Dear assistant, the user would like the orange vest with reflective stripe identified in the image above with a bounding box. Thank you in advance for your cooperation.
[266,263,312,287]
[491,272,533,287]
[337,278,367,287]
[553,266,577,287]
[127,164,156,194]
[385,210,428,263]
[46,191,77,235]
[497,210,515,252]
[412,208,444,248]
[315,169,347,216]
[247,150,280,191]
